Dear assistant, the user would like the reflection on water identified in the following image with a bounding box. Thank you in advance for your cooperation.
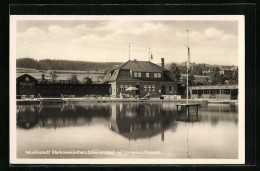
[16,102,238,159]
[109,103,176,141]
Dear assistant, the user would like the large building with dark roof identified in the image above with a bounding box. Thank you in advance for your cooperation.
[103,58,178,98]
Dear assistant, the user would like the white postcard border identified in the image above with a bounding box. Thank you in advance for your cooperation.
[10,15,245,164]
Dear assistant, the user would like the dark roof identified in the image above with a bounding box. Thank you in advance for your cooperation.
[111,60,169,72]
[16,74,38,83]
[102,60,177,83]
[103,69,177,82]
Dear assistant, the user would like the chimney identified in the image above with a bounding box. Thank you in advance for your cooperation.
[161,58,164,68]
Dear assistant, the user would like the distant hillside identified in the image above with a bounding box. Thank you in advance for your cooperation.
[176,61,237,68]
[16,58,121,72]
[17,58,237,74]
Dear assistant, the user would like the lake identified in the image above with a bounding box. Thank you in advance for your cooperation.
[16,102,238,159]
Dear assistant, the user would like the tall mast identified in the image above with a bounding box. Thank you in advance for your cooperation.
[129,43,130,61]
[186,30,190,104]
[148,45,150,61]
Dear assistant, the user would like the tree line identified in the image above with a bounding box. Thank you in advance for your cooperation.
[17,58,238,85]
[16,58,121,72]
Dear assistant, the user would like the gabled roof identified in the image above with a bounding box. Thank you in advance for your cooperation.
[16,74,38,83]
[111,60,169,72]
[102,60,178,83]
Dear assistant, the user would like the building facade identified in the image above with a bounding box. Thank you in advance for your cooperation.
[103,59,178,98]
[190,85,238,100]
[16,74,111,97]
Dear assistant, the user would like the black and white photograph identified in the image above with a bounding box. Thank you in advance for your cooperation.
[10,15,245,164]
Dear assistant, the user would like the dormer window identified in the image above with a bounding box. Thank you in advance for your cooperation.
[134,72,141,78]
[154,73,161,78]
[146,73,149,78]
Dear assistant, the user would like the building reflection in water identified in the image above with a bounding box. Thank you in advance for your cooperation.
[16,103,178,141]
[16,102,238,159]
[109,103,177,142]
[198,104,238,126]
[16,105,41,129]
[16,102,237,131]
[16,103,111,129]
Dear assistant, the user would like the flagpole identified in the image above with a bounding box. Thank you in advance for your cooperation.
[186,30,189,104]
[129,43,130,61]
[148,45,150,61]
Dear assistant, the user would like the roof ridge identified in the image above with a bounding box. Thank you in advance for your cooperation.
[148,61,169,71]
[119,60,130,69]
[111,60,130,71]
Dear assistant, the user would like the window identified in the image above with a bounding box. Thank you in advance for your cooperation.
[158,73,161,78]
[120,85,124,91]
[204,89,209,94]
[146,73,150,77]
[169,86,173,91]
[144,85,148,91]
[124,85,128,91]
[138,72,141,77]
[198,90,203,95]
[223,89,231,94]
[152,85,155,91]
[148,85,151,91]
[210,89,219,94]
[154,73,158,78]
[134,72,138,77]
[192,90,198,94]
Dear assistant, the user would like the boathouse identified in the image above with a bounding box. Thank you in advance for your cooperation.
[190,85,238,100]
[16,74,38,96]
[16,74,111,97]
[103,58,178,98]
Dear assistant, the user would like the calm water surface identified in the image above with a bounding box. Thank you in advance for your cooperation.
[16,102,238,159]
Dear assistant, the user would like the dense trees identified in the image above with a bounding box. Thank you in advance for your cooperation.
[83,77,93,84]
[209,67,238,85]
[175,64,238,86]
[231,68,238,84]
[17,58,41,69]
[16,58,121,71]
[210,67,222,85]
[169,63,181,80]
[188,72,195,86]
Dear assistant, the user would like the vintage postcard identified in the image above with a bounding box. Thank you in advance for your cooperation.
[10,15,245,164]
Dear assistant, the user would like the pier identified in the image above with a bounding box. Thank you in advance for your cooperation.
[176,104,200,122]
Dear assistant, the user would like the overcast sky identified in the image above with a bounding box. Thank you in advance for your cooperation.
[16,18,238,65]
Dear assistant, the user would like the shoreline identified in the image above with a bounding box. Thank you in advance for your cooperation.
[16,98,238,105]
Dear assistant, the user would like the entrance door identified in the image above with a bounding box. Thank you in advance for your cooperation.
[161,86,166,95]
[136,85,140,97]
